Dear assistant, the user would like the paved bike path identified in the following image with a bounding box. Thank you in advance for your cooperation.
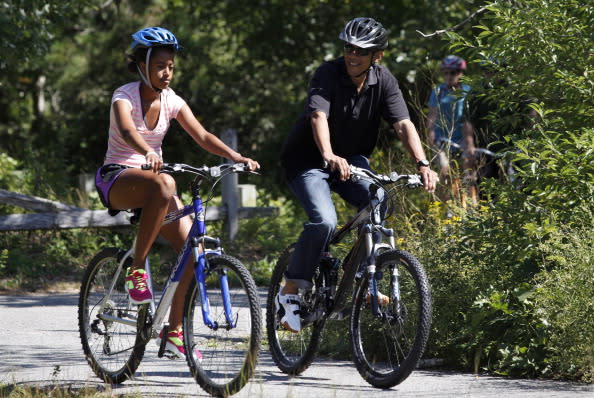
[1,292,592,397]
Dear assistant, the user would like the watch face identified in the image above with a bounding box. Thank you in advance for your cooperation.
[417,160,430,168]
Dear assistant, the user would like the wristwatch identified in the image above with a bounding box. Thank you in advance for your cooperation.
[416,159,430,169]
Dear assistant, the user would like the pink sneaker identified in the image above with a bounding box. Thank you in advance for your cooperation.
[156,329,203,362]
[124,267,153,304]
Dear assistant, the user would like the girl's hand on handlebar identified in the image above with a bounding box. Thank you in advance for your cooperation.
[145,151,163,173]
[233,155,260,171]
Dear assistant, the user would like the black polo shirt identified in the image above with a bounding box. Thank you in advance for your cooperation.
[281,56,410,180]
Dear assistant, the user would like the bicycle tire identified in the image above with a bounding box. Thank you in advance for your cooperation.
[183,254,262,397]
[266,244,326,375]
[350,249,432,388]
[78,247,148,384]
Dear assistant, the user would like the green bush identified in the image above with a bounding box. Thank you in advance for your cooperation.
[534,226,594,381]
[0,229,133,291]
[408,0,594,380]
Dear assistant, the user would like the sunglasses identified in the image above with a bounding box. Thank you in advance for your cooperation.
[443,70,462,76]
[344,44,372,57]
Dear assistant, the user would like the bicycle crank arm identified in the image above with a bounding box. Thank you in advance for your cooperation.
[97,313,136,328]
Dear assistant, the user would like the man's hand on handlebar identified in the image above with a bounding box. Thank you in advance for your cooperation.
[418,166,438,193]
[324,154,350,181]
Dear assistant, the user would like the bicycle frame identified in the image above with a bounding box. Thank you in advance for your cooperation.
[326,201,394,319]
[95,166,243,340]
[320,168,418,320]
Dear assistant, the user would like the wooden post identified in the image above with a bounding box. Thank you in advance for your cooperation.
[220,129,239,241]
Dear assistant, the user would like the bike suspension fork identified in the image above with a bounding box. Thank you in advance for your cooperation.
[193,238,237,330]
[363,225,382,316]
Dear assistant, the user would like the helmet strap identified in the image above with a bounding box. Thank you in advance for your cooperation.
[354,67,371,78]
[353,54,377,78]
[137,47,162,93]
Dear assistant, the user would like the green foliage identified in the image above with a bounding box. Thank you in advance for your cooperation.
[457,284,552,377]
[226,191,304,285]
[413,0,594,379]
[534,226,594,381]
[0,0,476,197]
[0,152,21,186]
[0,229,133,291]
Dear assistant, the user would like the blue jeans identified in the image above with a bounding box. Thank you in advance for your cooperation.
[285,155,378,289]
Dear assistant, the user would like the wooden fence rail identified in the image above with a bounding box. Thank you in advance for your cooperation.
[0,130,277,239]
[0,188,276,232]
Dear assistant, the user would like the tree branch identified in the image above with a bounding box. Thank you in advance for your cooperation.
[417,7,489,38]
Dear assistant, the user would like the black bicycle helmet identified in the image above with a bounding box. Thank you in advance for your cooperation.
[339,17,388,50]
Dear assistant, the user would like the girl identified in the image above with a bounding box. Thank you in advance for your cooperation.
[95,27,259,359]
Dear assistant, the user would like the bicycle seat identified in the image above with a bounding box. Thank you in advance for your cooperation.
[107,208,142,225]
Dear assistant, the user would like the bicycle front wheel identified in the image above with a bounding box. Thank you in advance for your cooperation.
[78,247,148,384]
[351,249,432,388]
[265,244,326,375]
[183,254,262,397]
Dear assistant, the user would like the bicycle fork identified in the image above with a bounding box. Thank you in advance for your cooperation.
[193,239,237,330]
[364,224,397,317]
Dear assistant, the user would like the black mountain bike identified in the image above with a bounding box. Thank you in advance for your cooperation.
[266,165,432,388]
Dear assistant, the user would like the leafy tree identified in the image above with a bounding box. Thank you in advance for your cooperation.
[420,0,594,378]
[2,0,479,196]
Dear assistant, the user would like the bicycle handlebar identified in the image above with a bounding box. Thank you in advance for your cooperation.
[348,165,423,188]
[321,160,423,188]
[141,162,258,178]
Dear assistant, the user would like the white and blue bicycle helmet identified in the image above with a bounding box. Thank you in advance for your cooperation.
[130,27,182,92]
[131,26,183,51]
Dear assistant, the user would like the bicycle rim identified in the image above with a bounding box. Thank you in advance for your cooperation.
[78,247,147,384]
[183,254,262,397]
[265,244,325,375]
[351,249,432,388]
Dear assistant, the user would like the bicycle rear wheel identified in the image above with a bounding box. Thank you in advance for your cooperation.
[350,249,432,388]
[266,244,326,375]
[183,254,262,397]
[78,247,148,384]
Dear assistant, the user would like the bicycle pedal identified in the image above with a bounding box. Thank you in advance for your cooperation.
[163,351,181,360]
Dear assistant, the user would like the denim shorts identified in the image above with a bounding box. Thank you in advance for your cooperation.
[95,164,130,209]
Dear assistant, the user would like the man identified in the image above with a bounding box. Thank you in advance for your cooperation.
[278,17,437,333]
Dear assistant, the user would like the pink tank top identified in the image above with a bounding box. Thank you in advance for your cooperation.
[103,81,186,167]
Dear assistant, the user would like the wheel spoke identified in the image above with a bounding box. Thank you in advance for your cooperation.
[266,244,325,375]
[351,250,432,388]
[78,248,147,384]
[184,254,261,397]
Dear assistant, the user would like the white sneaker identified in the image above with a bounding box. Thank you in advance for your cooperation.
[275,292,301,333]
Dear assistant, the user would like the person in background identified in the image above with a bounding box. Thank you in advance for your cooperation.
[277,17,437,334]
[95,27,259,359]
[426,55,475,204]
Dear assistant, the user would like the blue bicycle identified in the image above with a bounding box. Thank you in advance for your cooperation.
[78,163,262,397]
